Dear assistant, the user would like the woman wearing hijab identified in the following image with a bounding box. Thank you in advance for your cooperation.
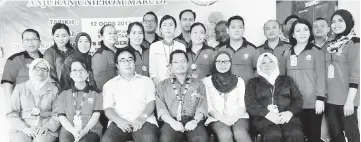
[324,9,360,142]
[60,32,96,91]
[203,51,251,142]
[7,58,60,142]
[245,53,304,142]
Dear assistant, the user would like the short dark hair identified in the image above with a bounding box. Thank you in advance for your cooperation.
[22,29,40,40]
[160,15,177,29]
[100,24,115,36]
[227,15,245,27]
[169,50,188,64]
[263,20,281,29]
[114,47,137,64]
[216,20,227,28]
[289,19,314,45]
[315,17,328,23]
[179,9,196,20]
[190,22,206,33]
[284,15,299,24]
[143,11,158,24]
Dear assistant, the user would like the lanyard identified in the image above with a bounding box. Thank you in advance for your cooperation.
[73,92,87,115]
[171,77,191,121]
[221,92,229,114]
[191,48,202,64]
[162,42,174,64]
[30,92,46,108]
[270,85,275,105]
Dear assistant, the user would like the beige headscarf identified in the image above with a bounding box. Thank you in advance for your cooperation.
[256,53,280,85]
[28,58,51,92]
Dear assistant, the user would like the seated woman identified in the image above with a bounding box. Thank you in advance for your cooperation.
[203,51,252,142]
[7,58,60,142]
[245,53,304,142]
[58,59,103,142]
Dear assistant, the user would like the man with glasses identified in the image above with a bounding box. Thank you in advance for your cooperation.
[156,49,208,142]
[175,9,196,48]
[2,29,43,98]
[142,11,163,48]
[101,48,159,142]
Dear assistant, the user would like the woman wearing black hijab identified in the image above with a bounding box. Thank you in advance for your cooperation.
[324,9,360,142]
[203,51,251,142]
[60,32,97,91]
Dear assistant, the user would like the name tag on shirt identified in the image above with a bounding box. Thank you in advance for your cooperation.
[328,64,334,79]
[290,55,297,67]
[73,115,82,131]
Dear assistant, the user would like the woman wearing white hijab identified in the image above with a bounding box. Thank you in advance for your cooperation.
[245,53,304,142]
[7,58,60,142]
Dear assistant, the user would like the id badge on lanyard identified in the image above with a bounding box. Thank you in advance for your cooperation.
[73,111,82,131]
[328,64,335,79]
[290,55,297,67]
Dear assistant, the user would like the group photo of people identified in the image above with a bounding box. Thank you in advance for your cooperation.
[0,0,359,142]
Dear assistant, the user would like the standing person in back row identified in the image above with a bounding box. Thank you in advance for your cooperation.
[149,15,186,86]
[312,17,330,50]
[142,11,163,48]
[175,9,196,48]
[216,15,260,83]
[324,9,360,142]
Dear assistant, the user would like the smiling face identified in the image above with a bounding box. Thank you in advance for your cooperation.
[171,53,188,74]
[53,28,70,48]
[215,53,231,73]
[22,32,40,53]
[190,25,205,45]
[70,62,89,83]
[129,24,144,46]
[293,23,311,44]
[102,26,118,45]
[331,14,347,34]
[227,19,244,40]
[116,51,135,75]
[264,20,281,40]
[260,55,277,75]
[77,36,91,54]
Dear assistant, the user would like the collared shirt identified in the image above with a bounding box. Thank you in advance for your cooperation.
[141,33,163,49]
[103,73,158,126]
[186,44,215,79]
[149,40,186,81]
[284,43,326,108]
[257,39,291,75]
[58,85,103,137]
[7,81,59,137]
[91,44,117,91]
[175,33,190,48]
[126,45,150,77]
[155,75,207,121]
[203,76,249,125]
[1,51,43,85]
[216,38,260,83]
[311,37,329,51]
[44,46,74,84]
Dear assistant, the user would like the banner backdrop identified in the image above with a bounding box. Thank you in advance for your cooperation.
[0,0,276,74]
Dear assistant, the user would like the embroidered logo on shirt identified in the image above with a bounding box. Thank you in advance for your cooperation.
[203,54,208,59]
[88,98,94,104]
[191,91,201,98]
[243,53,249,60]
[305,55,312,61]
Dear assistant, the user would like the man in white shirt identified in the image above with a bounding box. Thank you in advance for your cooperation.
[101,48,159,142]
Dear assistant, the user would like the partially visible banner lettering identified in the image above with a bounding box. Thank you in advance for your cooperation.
[27,0,167,8]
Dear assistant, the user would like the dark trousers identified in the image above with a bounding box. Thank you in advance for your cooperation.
[259,122,304,142]
[100,122,159,142]
[209,118,252,142]
[325,103,360,142]
[100,112,109,133]
[159,116,209,142]
[298,109,323,142]
[59,127,100,142]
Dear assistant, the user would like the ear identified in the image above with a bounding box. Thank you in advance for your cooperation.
[326,26,330,33]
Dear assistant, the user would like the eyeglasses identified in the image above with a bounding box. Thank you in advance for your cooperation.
[216,60,231,65]
[118,59,134,64]
[23,39,39,42]
[143,19,156,24]
[33,66,49,72]
[71,69,87,74]
[171,60,187,64]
